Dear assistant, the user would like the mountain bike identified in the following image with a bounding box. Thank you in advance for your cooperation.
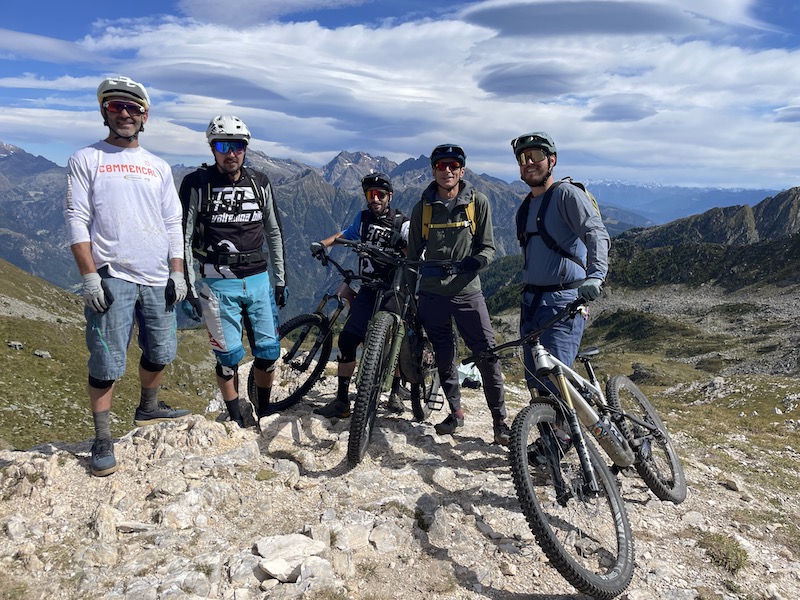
[337,239,446,465]
[463,298,686,599]
[245,245,361,413]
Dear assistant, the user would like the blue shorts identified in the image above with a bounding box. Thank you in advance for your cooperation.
[85,275,177,381]
[520,289,586,390]
[198,271,280,367]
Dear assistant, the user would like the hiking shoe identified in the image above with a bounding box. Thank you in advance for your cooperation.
[493,421,511,446]
[527,433,573,466]
[90,438,117,477]
[386,392,405,414]
[313,399,351,419]
[134,402,191,426]
[434,413,464,435]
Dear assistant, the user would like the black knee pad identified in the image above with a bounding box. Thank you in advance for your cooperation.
[88,375,114,389]
[338,330,362,363]
[140,356,166,373]
[215,362,237,381]
[253,357,276,373]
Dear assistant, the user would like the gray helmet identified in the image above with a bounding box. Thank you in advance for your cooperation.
[97,76,150,110]
[511,132,556,157]
[206,115,251,144]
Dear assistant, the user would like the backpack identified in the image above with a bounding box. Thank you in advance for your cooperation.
[359,208,407,249]
[195,163,266,213]
[515,177,601,268]
[421,190,477,240]
[189,164,275,265]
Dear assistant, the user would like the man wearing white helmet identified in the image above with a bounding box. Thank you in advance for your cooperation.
[65,76,190,477]
[179,115,286,427]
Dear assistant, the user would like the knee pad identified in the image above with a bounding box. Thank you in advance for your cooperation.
[88,375,114,390]
[253,357,276,373]
[140,356,166,373]
[215,362,238,381]
[338,330,361,363]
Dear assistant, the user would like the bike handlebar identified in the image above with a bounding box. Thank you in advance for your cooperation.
[327,237,461,272]
[462,298,588,365]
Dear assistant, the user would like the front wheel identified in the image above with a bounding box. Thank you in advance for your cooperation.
[247,312,333,414]
[606,375,687,504]
[348,312,396,465]
[509,403,634,599]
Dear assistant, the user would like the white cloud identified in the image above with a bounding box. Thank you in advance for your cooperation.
[176,0,374,24]
[0,1,798,189]
[0,29,106,64]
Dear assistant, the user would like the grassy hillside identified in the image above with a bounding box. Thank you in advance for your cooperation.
[0,259,218,450]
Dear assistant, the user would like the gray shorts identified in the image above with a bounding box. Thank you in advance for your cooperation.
[85,274,177,381]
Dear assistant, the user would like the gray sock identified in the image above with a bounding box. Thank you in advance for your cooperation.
[139,387,158,412]
[93,410,111,441]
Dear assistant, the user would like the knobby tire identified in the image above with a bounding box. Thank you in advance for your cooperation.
[606,375,687,504]
[411,337,439,422]
[348,311,395,465]
[247,312,332,414]
[509,403,634,599]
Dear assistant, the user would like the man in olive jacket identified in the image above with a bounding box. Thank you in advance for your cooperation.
[406,144,510,446]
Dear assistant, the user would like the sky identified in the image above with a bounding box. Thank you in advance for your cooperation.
[1,0,800,189]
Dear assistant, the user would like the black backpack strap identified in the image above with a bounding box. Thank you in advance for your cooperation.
[390,208,407,249]
[518,181,585,269]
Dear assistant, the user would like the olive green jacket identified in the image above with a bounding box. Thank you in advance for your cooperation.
[407,180,496,297]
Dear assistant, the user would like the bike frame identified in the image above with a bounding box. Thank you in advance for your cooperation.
[284,250,362,371]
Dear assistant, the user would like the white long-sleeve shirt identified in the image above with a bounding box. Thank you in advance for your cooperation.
[65,141,184,286]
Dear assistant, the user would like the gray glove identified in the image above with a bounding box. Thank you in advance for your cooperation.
[166,271,188,306]
[577,277,603,301]
[81,272,110,313]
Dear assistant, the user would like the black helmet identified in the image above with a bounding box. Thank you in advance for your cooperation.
[430,144,466,167]
[511,132,557,157]
[361,172,393,193]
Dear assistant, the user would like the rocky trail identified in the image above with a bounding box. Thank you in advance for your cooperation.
[1,355,797,600]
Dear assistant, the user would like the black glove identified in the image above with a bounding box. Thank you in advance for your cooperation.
[310,242,325,259]
[181,296,203,321]
[459,256,482,273]
[275,286,287,308]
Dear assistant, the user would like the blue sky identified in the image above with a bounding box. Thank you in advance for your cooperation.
[2,0,800,188]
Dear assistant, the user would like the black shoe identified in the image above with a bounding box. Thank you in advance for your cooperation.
[493,421,511,446]
[90,438,117,477]
[527,432,572,466]
[386,392,405,414]
[434,413,464,435]
[313,399,351,418]
[134,402,191,426]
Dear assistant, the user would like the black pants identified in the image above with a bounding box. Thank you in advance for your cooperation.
[418,290,506,422]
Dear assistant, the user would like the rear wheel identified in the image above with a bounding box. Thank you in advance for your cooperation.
[409,337,440,422]
[247,313,332,414]
[509,403,634,599]
[606,375,686,504]
[348,312,396,466]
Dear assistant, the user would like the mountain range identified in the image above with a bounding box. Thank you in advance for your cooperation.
[0,141,786,314]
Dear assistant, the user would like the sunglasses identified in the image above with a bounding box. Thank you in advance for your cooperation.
[434,160,463,172]
[517,148,548,165]
[103,100,146,115]
[366,190,389,200]
[213,140,247,154]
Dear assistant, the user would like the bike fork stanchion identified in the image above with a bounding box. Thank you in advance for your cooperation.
[380,313,404,391]
[553,368,602,495]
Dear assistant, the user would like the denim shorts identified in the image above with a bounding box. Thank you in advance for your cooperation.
[85,275,177,381]
[198,271,280,367]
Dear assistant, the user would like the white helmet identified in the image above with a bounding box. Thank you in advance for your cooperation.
[206,115,251,144]
[96,76,151,110]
